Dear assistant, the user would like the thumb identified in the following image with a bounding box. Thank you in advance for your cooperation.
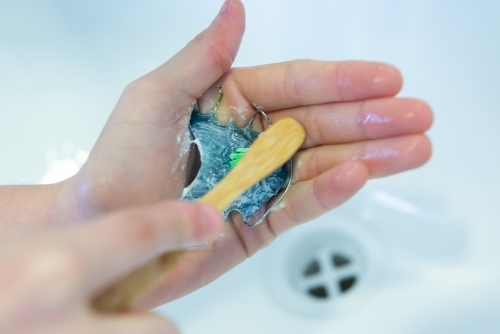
[132,0,246,122]
[73,1,245,217]
[71,201,225,296]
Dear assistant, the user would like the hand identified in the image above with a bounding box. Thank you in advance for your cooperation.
[59,0,432,307]
[0,201,223,334]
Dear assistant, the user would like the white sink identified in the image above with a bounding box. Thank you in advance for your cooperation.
[158,189,494,333]
[1,0,499,332]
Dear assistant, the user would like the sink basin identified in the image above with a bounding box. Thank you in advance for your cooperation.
[157,189,489,333]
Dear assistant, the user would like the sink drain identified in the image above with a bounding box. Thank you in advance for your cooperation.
[296,245,361,300]
[262,214,385,317]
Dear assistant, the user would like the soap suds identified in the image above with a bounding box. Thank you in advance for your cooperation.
[229,105,250,121]
[172,129,192,173]
[176,101,195,146]
[173,100,196,122]
[188,100,196,113]
[252,102,265,111]
[270,201,285,212]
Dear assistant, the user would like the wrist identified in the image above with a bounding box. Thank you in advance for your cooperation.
[0,182,81,240]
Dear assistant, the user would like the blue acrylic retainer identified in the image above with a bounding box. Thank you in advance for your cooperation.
[181,85,292,227]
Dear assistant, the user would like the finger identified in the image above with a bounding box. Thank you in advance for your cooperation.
[255,98,433,148]
[294,134,432,182]
[80,0,246,210]
[61,201,223,296]
[267,161,369,236]
[91,312,179,334]
[120,0,245,125]
[215,60,403,122]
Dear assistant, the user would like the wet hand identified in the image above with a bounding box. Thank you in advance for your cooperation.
[0,201,222,334]
[60,0,432,307]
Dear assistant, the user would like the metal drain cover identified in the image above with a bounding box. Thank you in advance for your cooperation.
[263,214,385,317]
[296,245,361,300]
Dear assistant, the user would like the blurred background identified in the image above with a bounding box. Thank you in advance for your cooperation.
[1,0,499,333]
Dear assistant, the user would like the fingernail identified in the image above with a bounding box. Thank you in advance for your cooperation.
[195,205,223,241]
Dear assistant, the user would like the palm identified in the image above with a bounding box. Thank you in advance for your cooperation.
[136,62,432,308]
[67,1,432,308]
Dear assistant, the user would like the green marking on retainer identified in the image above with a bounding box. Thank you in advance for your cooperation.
[229,147,248,169]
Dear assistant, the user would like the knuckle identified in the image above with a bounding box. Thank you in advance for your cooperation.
[334,61,348,101]
[306,150,322,181]
[282,190,302,226]
[311,177,330,212]
[283,202,301,226]
[185,34,234,75]
[119,211,160,248]
[204,41,234,74]
[191,31,205,44]
[357,100,371,138]
[304,105,322,146]
[283,60,303,105]
[358,140,369,161]
[122,77,162,100]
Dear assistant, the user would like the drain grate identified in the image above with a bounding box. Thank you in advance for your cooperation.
[263,216,385,317]
[296,247,361,301]
[333,253,350,267]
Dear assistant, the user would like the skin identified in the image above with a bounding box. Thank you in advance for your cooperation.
[0,0,433,332]
[0,201,224,334]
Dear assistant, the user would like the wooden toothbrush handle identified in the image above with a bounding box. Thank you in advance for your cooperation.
[92,251,186,312]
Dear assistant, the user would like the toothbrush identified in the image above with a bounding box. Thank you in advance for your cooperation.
[92,117,306,312]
